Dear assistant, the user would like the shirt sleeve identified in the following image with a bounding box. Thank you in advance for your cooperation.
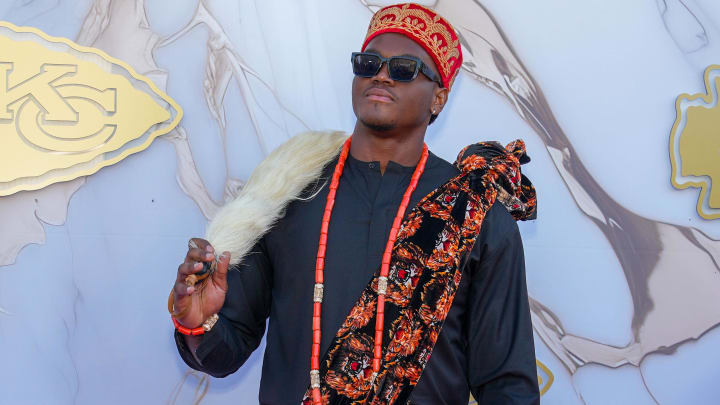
[466,203,540,404]
[174,237,273,378]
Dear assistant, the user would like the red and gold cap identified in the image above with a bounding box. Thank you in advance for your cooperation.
[361,3,463,89]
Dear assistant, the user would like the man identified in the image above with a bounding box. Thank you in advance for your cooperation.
[170,4,539,404]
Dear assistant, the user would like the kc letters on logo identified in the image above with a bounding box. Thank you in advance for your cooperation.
[0,21,181,196]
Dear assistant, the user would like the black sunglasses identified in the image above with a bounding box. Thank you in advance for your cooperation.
[351,52,443,88]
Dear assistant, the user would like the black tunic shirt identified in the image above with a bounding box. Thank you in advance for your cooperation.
[175,151,540,405]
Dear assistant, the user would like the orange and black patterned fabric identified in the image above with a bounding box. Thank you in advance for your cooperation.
[301,140,536,404]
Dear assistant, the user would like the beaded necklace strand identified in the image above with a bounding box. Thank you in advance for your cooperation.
[310,136,429,404]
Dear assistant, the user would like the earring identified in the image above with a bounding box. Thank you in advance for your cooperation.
[431,108,437,114]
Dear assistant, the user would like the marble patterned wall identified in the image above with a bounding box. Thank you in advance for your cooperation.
[0,0,719,404]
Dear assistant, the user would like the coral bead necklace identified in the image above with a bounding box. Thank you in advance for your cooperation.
[310,136,429,404]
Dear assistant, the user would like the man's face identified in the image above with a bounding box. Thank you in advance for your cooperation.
[352,33,444,133]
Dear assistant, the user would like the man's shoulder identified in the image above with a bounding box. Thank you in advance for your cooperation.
[473,201,522,257]
[485,201,520,235]
[427,150,460,177]
[426,149,518,234]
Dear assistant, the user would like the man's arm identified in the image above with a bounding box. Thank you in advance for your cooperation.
[466,203,540,404]
[175,238,272,378]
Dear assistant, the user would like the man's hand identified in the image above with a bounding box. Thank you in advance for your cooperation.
[173,238,231,329]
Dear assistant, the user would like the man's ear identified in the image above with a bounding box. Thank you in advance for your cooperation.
[431,87,449,115]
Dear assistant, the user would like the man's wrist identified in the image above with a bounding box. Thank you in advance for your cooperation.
[173,313,220,335]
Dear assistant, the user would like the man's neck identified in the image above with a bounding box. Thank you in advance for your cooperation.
[350,124,426,174]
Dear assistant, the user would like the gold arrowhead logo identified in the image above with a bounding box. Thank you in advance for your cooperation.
[0,21,182,196]
[536,359,554,396]
[670,64,720,220]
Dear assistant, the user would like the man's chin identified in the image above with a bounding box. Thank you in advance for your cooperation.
[359,117,396,133]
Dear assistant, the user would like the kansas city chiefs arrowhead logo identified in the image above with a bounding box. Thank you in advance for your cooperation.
[0,21,182,196]
[670,64,720,220]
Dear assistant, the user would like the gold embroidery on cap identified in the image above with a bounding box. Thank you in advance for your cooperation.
[366,4,460,85]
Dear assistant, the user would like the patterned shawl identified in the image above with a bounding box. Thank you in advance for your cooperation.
[302,140,537,404]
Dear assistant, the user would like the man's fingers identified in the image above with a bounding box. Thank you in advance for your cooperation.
[173,280,195,298]
[171,281,196,321]
[185,238,215,261]
[177,261,203,280]
[185,247,215,263]
[171,238,217,322]
[212,251,231,291]
[188,238,213,253]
